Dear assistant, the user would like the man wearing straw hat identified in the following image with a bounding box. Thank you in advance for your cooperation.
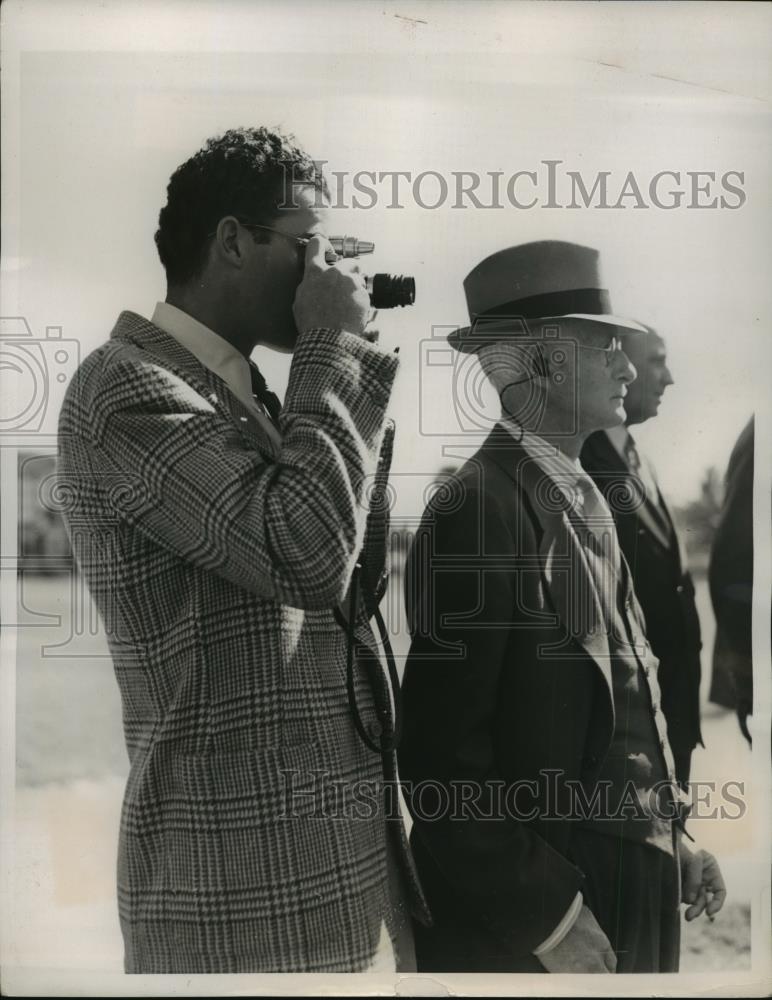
[400,241,725,973]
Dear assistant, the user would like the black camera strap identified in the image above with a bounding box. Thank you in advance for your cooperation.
[333,562,402,757]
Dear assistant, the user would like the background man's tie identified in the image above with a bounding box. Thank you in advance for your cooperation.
[624,431,672,540]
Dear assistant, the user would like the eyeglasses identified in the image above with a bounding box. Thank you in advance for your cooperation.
[205,220,311,248]
[580,336,624,367]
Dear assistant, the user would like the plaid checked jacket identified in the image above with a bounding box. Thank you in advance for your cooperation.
[57,310,429,973]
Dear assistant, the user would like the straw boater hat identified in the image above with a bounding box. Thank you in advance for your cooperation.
[448,240,647,353]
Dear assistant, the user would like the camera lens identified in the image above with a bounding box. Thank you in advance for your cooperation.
[368,274,416,309]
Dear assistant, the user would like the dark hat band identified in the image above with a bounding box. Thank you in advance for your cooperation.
[474,287,611,322]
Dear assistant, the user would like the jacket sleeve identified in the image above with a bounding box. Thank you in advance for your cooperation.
[82,327,398,610]
[400,480,585,957]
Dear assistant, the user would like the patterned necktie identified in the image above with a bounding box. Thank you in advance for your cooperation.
[574,474,622,577]
[564,477,620,635]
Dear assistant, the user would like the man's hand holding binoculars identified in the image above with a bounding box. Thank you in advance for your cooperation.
[293,235,373,340]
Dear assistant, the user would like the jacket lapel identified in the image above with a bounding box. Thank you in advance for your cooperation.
[585,429,673,552]
[110,310,280,461]
[637,494,673,552]
[205,366,281,460]
[652,485,684,569]
[483,426,614,701]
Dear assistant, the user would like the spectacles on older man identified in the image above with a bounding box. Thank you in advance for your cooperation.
[580,335,624,367]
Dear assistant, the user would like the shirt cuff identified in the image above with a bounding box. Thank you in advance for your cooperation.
[532,891,584,956]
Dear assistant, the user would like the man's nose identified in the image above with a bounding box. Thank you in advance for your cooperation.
[662,364,674,387]
[616,350,637,384]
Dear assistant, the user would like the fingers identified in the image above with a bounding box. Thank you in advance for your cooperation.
[538,951,614,974]
[304,234,334,270]
[683,851,727,920]
[586,909,616,972]
[336,259,365,286]
[703,853,728,916]
[682,848,704,907]
[706,888,727,918]
[685,886,708,921]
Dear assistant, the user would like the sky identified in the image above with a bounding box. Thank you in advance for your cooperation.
[2,0,771,515]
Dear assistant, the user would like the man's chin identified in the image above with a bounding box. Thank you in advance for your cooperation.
[609,401,628,425]
[580,406,626,435]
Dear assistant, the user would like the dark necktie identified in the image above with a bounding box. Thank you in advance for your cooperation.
[623,432,642,475]
[249,366,282,423]
[624,432,672,539]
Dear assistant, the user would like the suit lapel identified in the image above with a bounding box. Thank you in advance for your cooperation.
[483,426,614,701]
[585,429,673,552]
[111,311,280,461]
[637,494,673,552]
[653,484,684,571]
[204,366,281,460]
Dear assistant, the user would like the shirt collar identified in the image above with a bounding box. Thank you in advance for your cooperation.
[150,301,254,408]
[605,423,630,463]
[500,418,615,524]
[501,418,585,488]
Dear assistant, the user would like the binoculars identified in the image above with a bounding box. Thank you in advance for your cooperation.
[327,237,415,309]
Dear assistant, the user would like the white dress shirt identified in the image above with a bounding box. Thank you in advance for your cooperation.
[151,301,282,450]
[507,422,621,574]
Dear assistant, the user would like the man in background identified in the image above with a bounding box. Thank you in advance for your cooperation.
[710,416,755,745]
[581,326,703,785]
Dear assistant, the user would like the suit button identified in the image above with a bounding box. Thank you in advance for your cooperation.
[676,584,684,594]
[638,528,645,536]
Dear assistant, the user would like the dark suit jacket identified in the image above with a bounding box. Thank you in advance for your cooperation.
[400,425,646,971]
[581,430,702,782]
[709,417,754,729]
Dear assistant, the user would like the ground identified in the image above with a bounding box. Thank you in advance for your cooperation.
[7,571,755,978]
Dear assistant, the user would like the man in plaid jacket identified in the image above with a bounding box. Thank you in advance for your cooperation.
[57,127,429,974]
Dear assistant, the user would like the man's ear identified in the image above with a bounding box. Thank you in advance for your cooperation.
[211,216,249,270]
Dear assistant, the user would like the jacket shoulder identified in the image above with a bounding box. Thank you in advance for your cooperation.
[61,333,211,439]
[580,429,618,472]
[413,451,537,559]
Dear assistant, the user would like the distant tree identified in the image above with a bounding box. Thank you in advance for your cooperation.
[672,465,724,558]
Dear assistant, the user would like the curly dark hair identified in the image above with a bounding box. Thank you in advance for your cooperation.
[155,126,329,286]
